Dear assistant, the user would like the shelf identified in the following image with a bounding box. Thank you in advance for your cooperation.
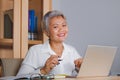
[0,39,43,46]
[28,40,43,45]
[0,39,13,46]
[0,0,51,58]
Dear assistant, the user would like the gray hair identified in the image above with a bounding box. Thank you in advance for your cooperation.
[42,10,66,32]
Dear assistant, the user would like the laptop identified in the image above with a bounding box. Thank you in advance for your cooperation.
[77,45,117,77]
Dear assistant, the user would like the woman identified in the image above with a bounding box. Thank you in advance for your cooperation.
[17,10,82,76]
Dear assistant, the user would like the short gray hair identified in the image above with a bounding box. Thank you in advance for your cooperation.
[42,10,66,32]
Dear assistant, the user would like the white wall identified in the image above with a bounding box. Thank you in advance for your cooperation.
[52,0,120,75]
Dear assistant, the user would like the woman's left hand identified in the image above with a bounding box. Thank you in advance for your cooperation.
[74,58,83,69]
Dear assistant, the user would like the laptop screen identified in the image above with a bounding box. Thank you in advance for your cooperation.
[77,45,117,77]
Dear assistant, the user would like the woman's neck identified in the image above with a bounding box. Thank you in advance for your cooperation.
[49,41,64,57]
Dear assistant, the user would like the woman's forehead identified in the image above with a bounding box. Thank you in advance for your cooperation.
[49,17,67,26]
[49,16,66,23]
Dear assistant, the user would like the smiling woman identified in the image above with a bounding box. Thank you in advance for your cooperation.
[17,10,83,77]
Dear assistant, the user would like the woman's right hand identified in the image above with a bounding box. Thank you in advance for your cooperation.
[40,55,59,74]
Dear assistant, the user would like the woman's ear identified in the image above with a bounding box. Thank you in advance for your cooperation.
[44,30,50,37]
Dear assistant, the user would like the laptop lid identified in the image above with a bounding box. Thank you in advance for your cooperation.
[77,45,117,77]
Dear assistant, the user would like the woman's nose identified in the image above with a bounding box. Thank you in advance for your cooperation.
[59,26,64,31]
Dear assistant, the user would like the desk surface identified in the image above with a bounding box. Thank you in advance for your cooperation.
[53,76,120,80]
[0,76,120,80]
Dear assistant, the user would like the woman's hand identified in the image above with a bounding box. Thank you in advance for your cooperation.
[74,58,83,72]
[40,55,59,74]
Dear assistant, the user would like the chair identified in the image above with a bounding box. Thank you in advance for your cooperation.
[0,58,23,77]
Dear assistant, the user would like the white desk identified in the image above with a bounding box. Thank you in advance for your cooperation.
[53,76,120,80]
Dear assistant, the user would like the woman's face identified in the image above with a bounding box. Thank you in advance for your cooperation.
[48,16,68,43]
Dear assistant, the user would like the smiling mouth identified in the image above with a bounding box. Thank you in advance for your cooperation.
[58,33,65,37]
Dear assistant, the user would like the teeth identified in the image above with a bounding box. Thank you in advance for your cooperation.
[58,33,65,37]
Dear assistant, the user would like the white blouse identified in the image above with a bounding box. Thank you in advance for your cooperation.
[17,41,81,76]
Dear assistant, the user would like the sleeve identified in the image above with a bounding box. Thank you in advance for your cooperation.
[16,46,41,76]
[16,64,40,76]
[23,47,39,68]
[72,47,82,60]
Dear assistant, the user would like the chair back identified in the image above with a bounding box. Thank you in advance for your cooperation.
[0,58,23,77]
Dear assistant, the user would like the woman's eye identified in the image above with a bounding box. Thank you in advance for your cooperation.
[53,26,57,28]
[63,24,67,27]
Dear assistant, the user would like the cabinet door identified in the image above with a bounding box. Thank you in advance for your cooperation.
[42,0,52,42]
[21,0,52,58]
[0,0,21,58]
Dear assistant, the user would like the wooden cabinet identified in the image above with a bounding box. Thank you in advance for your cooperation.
[0,0,52,58]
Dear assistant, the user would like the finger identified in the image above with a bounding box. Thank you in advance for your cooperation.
[74,59,79,66]
[51,59,59,66]
[51,56,59,64]
[50,57,59,68]
[46,55,57,63]
[45,55,59,69]
[44,62,54,71]
[45,59,57,68]
[50,63,57,70]
[74,58,83,67]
